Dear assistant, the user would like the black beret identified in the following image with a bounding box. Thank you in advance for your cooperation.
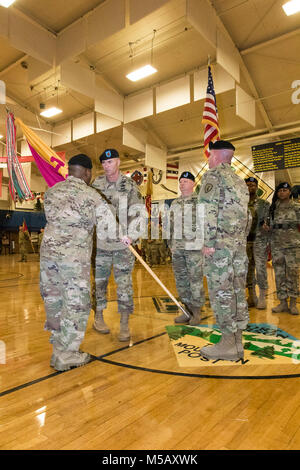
[245,177,258,184]
[68,154,92,169]
[276,182,291,191]
[209,140,235,151]
[99,148,119,162]
[179,171,195,182]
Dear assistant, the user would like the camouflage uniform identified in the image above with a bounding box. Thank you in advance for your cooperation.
[19,230,29,261]
[246,197,270,291]
[270,200,300,301]
[40,175,109,352]
[92,173,142,314]
[169,193,205,313]
[197,163,250,335]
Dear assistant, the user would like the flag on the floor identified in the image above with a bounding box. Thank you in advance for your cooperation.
[202,65,220,159]
[15,117,68,187]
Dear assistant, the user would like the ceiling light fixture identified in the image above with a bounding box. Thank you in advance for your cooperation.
[282,0,300,15]
[126,64,157,82]
[0,0,16,7]
[40,107,62,118]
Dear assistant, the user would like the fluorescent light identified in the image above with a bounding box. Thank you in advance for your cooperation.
[0,0,16,7]
[40,107,62,118]
[126,65,157,82]
[282,0,300,15]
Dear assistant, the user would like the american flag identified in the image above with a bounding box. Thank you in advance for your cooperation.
[202,66,220,158]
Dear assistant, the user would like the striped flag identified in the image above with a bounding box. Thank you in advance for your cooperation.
[202,66,220,158]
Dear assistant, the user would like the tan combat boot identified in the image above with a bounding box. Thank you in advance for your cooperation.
[289,298,299,315]
[174,304,191,324]
[118,313,131,341]
[272,300,289,313]
[189,307,202,326]
[257,289,267,309]
[50,345,62,368]
[93,310,110,334]
[200,333,241,361]
[54,351,91,371]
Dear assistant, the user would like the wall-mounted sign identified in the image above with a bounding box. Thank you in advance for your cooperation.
[252,137,300,172]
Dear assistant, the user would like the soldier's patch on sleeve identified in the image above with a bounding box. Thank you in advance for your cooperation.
[205,183,213,193]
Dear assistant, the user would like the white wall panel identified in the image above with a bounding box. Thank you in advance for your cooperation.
[52,122,71,147]
[96,113,121,133]
[217,29,240,83]
[56,20,86,65]
[145,143,166,171]
[61,62,95,99]
[186,0,217,48]
[73,113,95,140]
[87,0,125,47]
[156,76,190,114]
[236,85,256,127]
[129,0,169,24]
[123,124,147,152]
[95,86,124,122]
[124,90,153,124]
[9,12,55,66]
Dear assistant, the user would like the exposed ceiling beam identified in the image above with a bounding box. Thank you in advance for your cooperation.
[240,28,300,56]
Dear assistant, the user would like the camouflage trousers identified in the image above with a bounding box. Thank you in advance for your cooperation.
[204,246,249,335]
[246,238,269,290]
[172,250,205,309]
[271,245,299,299]
[95,248,135,314]
[19,243,28,261]
[40,258,91,351]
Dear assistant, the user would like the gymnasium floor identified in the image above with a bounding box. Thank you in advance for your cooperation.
[0,253,300,451]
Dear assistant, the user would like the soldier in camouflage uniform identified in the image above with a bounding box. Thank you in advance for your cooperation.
[18,225,30,262]
[92,149,143,342]
[197,140,251,362]
[169,171,205,326]
[245,177,270,309]
[40,154,110,371]
[266,182,300,315]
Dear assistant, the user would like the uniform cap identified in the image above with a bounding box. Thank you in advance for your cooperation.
[276,182,291,191]
[209,140,235,151]
[179,171,195,182]
[245,177,258,184]
[68,154,92,169]
[99,148,119,162]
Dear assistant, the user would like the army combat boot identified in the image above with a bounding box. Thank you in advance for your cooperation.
[118,313,130,341]
[50,345,62,368]
[174,304,191,324]
[54,351,91,371]
[257,289,267,309]
[93,310,110,334]
[200,333,241,361]
[289,298,299,315]
[189,307,202,326]
[272,299,289,313]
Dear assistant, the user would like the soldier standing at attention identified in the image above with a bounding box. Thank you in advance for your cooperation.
[92,149,143,342]
[18,225,30,262]
[198,140,251,362]
[266,182,300,315]
[169,171,205,326]
[245,177,270,309]
[40,154,110,371]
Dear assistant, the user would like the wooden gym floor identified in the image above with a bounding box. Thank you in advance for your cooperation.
[0,253,300,451]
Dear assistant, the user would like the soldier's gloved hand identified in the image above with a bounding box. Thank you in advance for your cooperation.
[121,235,132,247]
[203,246,215,255]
